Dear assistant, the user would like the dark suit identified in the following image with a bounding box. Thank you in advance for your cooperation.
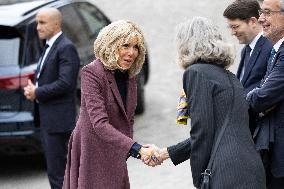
[237,35,272,94]
[168,63,266,189]
[35,33,80,189]
[237,36,272,135]
[247,41,284,188]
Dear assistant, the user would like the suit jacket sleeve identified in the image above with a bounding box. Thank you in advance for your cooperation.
[183,67,215,188]
[168,138,191,165]
[80,66,134,157]
[248,49,284,113]
[36,44,79,102]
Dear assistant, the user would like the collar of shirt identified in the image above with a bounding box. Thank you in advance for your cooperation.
[248,32,262,56]
[46,31,63,48]
[273,36,284,53]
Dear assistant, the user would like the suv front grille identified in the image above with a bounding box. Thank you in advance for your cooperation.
[0,89,33,116]
[0,89,21,112]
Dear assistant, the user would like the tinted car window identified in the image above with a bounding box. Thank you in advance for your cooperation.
[59,4,90,65]
[60,5,88,46]
[74,2,110,65]
[76,2,108,39]
[0,26,21,66]
[0,38,19,66]
[22,22,42,66]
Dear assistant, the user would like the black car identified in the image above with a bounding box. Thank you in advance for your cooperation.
[0,0,149,155]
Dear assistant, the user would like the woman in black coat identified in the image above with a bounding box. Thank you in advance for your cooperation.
[144,17,266,189]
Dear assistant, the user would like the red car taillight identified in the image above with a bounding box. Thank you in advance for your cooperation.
[0,72,35,89]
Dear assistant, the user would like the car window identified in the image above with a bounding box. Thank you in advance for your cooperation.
[76,2,109,40]
[0,38,20,66]
[59,4,91,65]
[0,26,21,66]
[72,2,110,65]
[21,22,42,66]
[60,5,88,47]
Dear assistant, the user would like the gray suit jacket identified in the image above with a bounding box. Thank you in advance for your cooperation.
[168,63,266,189]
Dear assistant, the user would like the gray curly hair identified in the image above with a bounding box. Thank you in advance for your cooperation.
[94,20,146,77]
[175,17,234,69]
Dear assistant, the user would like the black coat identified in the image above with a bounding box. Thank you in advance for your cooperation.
[168,63,266,189]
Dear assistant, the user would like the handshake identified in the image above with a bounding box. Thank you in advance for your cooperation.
[139,144,170,167]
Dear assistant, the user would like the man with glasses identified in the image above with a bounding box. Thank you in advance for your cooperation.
[246,0,284,188]
[223,0,272,135]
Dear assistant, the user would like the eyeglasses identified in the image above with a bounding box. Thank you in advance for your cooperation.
[258,9,282,16]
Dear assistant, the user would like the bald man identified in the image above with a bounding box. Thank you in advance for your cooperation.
[24,8,80,189]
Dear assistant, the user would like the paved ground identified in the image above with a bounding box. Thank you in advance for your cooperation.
[0,0,241,188]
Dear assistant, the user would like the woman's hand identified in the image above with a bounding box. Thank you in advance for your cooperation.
[140,144,169,167]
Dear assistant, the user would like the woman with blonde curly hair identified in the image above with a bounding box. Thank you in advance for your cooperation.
[62,20,156,189]
[144,17,266,189]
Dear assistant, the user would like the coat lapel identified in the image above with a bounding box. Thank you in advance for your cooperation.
[242,36,264,85]
[105,69,128,117]
[271,41,284,70]
[39,34,64,78]
[105,69,137,120]
[237,49,245,79]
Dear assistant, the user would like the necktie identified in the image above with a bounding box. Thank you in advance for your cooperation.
[240,45,251,81]
[36,44,49,79]
[267,48,276,73]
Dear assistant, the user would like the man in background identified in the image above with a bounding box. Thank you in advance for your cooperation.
[224,0,272,94]
[24,8,80,189]
[246,0,284,188]
[223,0,272,135]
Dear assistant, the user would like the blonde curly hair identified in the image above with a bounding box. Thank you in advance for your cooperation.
[94,20,146,77]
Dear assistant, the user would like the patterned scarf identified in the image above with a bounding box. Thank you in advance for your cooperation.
[176,89,189,125]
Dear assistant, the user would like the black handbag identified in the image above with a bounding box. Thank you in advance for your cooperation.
[200,169,211,189]
[200,72,234,189]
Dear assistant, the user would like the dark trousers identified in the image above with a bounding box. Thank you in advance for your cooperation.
[260,150,284,189]
[267,171,284,189]
[41,131,71,189]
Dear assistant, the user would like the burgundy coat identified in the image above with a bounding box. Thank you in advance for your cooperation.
[63,60,137,189]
